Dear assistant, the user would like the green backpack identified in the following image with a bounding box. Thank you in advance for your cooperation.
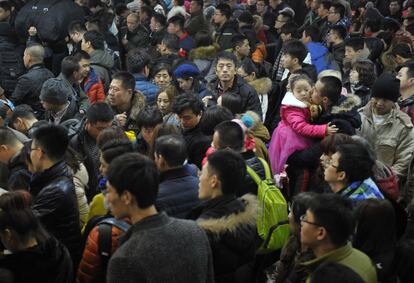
[246,158,290,253]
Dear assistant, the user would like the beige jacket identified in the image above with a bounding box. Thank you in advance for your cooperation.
[358,102,414,178]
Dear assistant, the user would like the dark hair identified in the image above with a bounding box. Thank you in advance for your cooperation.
[365,38,384,61]
[101,139,134,164]
[140,5,153,18]
[216,3,232,19]
[310,262,365,283]
[61,56,80,78]
[320,0,332,10]
[0,127,19,146]
[281,22,299,38]
[107,153,159,208]
[127,48,151,74]
[291,192,317,224]
[115,3,128,15]
[32,125,68,162]
[239,58,258,75]
[365,19,382,33]
[320,134,354,155]
[216,51,238,67]
[0,191,48,245]
[383,17,401,33]
[194,30,213,47]
[352,60,376,86]
[336,143,375,183]
[161,33,180,52]
[83,30,105,50]
[136,105,163,129]
[97,127,129,149]
[290,74,314,90]
[207,149,246,195]
[112,71,136,91]
[221,93,243,115]
[0,1,12,12]
[399,61,414,78]
[331,3,345,18]
[330,25,347,40]
[86,102,114,124]
[283,39,308,64]
[172,93,204,115]
[304,26,321,42]
[73,50,91,61]
[319,76,342,105]
[155,134,187,167]
[10,104,36,127]
[308,194,354,246]
[376,32,393,50]
[151,63,172,79]
[199,105,233,136]
[88,0,103,8]
[345,37,364,52]
[168,15,185,30]
[214,121,244,151]
[353,199,396,259]
[68,20,87,34]
[392,43,413,59]
[152,12,166,26]
[191,0,203,8]
[231,34,248,49]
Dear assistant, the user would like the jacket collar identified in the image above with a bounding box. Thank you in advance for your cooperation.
[160,167,189,183]
[30,161,71,196]
[301,242,353,269]
[28,63,46,71]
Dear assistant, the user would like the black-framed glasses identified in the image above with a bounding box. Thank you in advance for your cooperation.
[300,215,322,227]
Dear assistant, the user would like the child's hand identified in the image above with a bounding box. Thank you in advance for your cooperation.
[326,122,338,135]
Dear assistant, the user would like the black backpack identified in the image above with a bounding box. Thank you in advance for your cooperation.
[0,41,25,96]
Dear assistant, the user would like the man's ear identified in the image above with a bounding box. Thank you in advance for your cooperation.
[121,190,134,206]
[337,170,347,182]
[316,226,328,241]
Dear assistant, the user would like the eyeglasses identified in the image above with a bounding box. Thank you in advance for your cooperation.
[300,215,322,227]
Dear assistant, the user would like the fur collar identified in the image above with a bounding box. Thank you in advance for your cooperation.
[331,94,361,114]
[197,194,258,236]
[281,92,308,108]
[248,77,272,94]
[130,91,146,121]
[189,44,221,60]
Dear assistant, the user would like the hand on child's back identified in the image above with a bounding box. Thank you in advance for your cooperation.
[326,122,338,135]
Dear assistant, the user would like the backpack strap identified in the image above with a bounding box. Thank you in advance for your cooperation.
[256,158,272,180]
[246,158,273,185]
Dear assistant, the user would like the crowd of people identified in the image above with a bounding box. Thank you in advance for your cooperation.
[0,0,413,282]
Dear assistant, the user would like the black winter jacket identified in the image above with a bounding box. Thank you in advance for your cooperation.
[182,124,211,169]
[242,150,266,196]
[10,64,54,118]
[209,75,263,117]
[0,236,73,283]
[214,20,239,51]
[7,151,30,191]
[31,161,82,266]
[189,194,258,283]
[156,167,200,218]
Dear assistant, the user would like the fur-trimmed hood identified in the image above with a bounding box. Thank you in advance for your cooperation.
[331,94,361,114]
[197,194,258,236]
[129,91,146,121]
[189,44,221,60]
[248,77,272,95]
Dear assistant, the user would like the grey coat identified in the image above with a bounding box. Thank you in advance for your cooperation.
[107,213,214,283]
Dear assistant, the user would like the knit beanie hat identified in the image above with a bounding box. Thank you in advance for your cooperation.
[173,64,200,79]
[372,73,400,102]
[40,78,70,105]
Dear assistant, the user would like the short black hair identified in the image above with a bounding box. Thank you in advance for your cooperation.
[127,48,151,74]
[86,102,114,124]
[61,56,80,78]
[194,30,213,48]
[216,51,238,68]
[336,143,375,183]
[221,93,242,115]
[191,0,203,8]
[112,71,136,91]
[231,34,248,49]
[281,22,299,38]
[319,76,342,105]
[283,39,308,64]
[73,50,91,61]
[199,105,233,136]
[320,0,332,10]
[308,193,354,246]
[330,25,347,40]
[115,3,128,15]
[310,262,365,283]
[345,37,364,52]
[140,5,153,18]
[136,105,163,129]
[0,127,19,146]
[304,26,321,42]
[107,153,159,209]
[214,121,244,151]
[331,3,345,18]
[399,61,414,78]
[68,20,87,34]
[207,149,246,195]
[155,134,187,167]
[83,30,105,50]
[168,15,185,31]
[10,105,36,126]
[152,12,166,26]
[216,3,232,19]
[239,58,258,75]
[161,34,180,52]
[32,125,69,162]
[392,43,413,59]
[101,139,134,164]
[172,93,204,115]
[365,19,382,33]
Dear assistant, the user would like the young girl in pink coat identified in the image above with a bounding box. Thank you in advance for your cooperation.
[269,74,337,174]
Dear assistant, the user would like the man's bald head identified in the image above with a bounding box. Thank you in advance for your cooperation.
[25,44,45,65]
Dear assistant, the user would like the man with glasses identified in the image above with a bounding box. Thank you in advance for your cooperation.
[300,193,377,283]
[70,102,114,200]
